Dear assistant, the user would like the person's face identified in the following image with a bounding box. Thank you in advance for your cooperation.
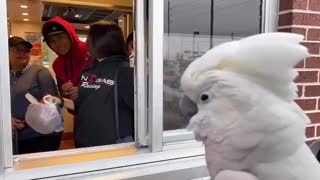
[9,44,31,69]
[46,32,71,56]
[128,41,133,54]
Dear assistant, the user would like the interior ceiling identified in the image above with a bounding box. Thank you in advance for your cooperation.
[7,0,44,23]
[42,4,122,24]
[40,0,133,12]
[7,0,132,24]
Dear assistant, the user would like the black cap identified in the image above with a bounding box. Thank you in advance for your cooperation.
[43,22,66,39]
[9,36,33,49]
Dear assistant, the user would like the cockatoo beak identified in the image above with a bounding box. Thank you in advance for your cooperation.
[179,95,198,119]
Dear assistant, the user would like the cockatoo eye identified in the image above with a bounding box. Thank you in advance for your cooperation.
[200,94,209,102]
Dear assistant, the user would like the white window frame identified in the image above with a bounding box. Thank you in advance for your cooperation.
[0,0,279,179]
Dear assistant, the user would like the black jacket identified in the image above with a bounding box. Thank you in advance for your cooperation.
[74,55,134,147]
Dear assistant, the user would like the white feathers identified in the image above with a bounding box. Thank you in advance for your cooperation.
[180,32,320,180]
[215,170,258,180]
[181,32,309,102]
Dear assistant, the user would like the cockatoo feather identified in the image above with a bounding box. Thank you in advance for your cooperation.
[180,32,319,180]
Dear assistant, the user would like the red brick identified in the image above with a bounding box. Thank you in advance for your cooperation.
[298,13,320,26]
[295,99,317,110]
[279,0,308,11]
[279,13,320,26]
[317,126,320,136]
[309,0,320,11]
[306,57,320,68]
[297,85,303,97]
[294,60,304,68]
[307,29,320,41]
[295,71,318,83]
[278,27,306,36]
[306,126,315,138]
[305,85,320,97]
[307,113,320,124]
[301,42,320,54]
[279,13,293,26]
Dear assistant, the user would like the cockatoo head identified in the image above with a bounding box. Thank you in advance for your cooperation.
[180,32,309,142]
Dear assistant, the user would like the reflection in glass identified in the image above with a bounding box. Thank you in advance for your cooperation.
[163,0,262,130]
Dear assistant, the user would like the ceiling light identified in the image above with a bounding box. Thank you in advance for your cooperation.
[84,25,90,29]
[23,18,29,21]
[74,14,82,18]
[20,5,28,8]
[22,13,29,16]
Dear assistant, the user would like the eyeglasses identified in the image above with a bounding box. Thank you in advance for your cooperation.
[12,48,31,54]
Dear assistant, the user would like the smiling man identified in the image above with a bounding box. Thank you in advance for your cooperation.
[42,17,92,100]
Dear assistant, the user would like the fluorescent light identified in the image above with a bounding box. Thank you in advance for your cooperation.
[22,13,29,16]
[23,18,29,21]
[20,5,28,8]
[84,25,90,29]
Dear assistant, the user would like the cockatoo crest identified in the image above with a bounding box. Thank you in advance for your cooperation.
[181,32,308,103]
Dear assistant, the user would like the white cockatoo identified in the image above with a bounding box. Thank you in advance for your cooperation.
[179,32,320,180]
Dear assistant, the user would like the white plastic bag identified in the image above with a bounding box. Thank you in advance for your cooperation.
[25,93,63,134]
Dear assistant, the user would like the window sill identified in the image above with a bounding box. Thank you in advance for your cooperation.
[13,143,138,170]
[5,143,205,180]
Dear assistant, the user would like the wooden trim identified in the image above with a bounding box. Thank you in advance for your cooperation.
[62,132,73,140]
[14,145,137,170]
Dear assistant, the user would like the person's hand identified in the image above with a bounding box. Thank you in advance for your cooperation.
[68,86,78,100]
[61,81,73,97]
[11,117,25,130]
[43,95,62,106]
[61,81,78,100]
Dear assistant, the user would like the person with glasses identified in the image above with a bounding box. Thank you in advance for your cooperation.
[9,36,62,154]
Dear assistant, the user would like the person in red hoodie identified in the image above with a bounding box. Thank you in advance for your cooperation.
[42,17,92,100]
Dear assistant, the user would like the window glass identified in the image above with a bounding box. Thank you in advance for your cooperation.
[163,0,262,130]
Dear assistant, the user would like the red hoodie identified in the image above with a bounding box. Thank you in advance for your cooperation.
[42,17,92,92]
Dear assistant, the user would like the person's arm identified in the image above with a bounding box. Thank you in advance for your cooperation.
[43,95,75,110]
[118,67,134,110]
[37,69,75,110]
[37,68,59,96]
[61,98,75,110]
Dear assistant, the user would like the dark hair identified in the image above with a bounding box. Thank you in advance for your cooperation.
[126,32,133,46]
[88,21,128,58]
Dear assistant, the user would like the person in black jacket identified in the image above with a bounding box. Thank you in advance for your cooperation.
[47,21,134,148]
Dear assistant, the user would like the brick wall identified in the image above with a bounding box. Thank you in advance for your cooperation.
[278,0,320,144]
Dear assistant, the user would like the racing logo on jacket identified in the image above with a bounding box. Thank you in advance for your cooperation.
[80,74,114,90]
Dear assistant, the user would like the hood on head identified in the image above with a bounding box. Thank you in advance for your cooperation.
[42,16,83,57]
